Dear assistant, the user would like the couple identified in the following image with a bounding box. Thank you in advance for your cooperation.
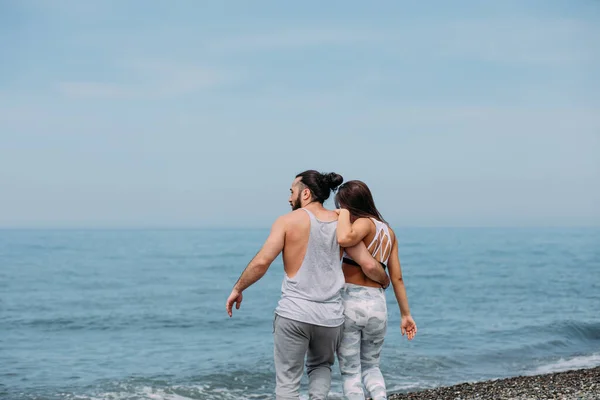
[226,170,417,400]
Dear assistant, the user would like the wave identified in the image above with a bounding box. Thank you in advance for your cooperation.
[534,320,600,345]
[560,320,600,341]
[6,315,195,331]
[386,380,440,393]
[472,320,600,365]
[490,320,600,345]
[530,353,600,375]
[5,313,276,332]
[82,371,275,400]
[77,387,271,400]
[147,251,249,261]
[2,370,275,400]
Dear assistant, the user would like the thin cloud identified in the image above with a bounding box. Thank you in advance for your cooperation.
[207,18,598,66]
[436,18,599,65]
[56,61,225,100]
[208,28,387,52]
[57,82,133,99]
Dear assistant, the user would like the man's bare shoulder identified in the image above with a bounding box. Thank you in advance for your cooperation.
[278,209,309,227]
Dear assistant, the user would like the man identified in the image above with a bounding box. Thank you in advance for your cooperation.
[226,170,389,400]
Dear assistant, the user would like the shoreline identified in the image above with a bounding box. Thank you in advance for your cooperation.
[387,366,600,400]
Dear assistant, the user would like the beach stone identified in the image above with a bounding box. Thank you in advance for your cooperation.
[386,366,600,400]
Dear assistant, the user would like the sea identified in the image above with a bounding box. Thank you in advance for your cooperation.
[1,227,599,399]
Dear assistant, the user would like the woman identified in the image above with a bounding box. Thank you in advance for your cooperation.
[335,180,417,400]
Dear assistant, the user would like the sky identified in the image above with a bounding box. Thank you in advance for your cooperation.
[1,0,599,228]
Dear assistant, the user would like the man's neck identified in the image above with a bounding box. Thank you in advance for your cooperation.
[302,201,326,212]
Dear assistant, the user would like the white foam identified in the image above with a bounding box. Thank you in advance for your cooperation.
[140,386,195,400]
[67,381,432,400]
[72,386,203,400]
[389,383,430,391]
[299,390,343,400]
[530,353,600,375]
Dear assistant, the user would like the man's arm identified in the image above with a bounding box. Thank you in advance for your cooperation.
[344,242,390,288]
[226,216,286,317]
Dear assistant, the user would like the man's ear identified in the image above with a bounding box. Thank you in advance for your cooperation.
[302,188,311,201]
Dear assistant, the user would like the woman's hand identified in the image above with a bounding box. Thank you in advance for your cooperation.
[401,315,417,340]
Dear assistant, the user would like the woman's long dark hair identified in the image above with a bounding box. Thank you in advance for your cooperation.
[334,180,387,224]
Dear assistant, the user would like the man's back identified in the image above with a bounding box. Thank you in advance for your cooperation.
[280,207,339,277]
[275,206,345,327]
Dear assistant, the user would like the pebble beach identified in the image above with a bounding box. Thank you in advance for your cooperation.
[388,366,600,400]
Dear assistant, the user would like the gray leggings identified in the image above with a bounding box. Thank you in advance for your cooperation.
[273,314,343,400]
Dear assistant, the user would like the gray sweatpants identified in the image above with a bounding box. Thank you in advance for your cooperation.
[273,314,343,400]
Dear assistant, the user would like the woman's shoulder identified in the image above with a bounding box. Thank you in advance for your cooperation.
[351,217,376,235]
[354,217,375,227]
[355,217,379,227]
[386,224,397,243]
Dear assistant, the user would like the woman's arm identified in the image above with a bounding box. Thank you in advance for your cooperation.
[336,209,372,247]
[388,235,417,339]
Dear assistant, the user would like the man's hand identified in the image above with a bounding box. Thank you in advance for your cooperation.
[401,315,417,340]
[381,275,390,290]
[226,289,243,317]
[344,242,389,287]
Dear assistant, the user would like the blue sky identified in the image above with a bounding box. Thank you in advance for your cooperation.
[1,1,599,228]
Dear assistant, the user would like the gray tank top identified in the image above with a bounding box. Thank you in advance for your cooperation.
[274,208,345,327]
